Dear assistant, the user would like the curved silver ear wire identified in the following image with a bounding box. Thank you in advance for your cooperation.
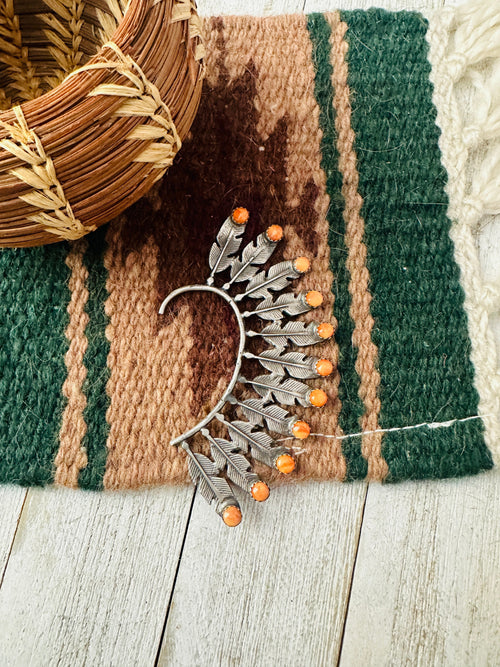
[159,208,335,527]
[159,285,246,446]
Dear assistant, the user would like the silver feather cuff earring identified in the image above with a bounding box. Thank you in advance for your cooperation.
[159,208,335,527]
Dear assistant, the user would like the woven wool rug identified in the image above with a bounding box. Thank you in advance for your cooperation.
[1,1,499,490]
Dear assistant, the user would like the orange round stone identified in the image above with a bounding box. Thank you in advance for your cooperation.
[222,505,242,527]
[305,290,323,308]
[309,388,328,407]
[317,322,334,339]
[315,358,334,377]
[292,420,311,440]
[251,481,270,502]
[232,207,249,225]
[275,453,296,474]
[266,224,283,242]
[293,256,310,274]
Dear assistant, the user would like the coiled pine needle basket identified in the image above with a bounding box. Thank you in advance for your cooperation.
[0,0,204,247]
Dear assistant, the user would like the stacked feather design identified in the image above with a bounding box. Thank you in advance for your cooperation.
[161,208,335,526]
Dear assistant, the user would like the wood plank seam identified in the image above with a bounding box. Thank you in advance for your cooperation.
[335,482,368,666]
[0,488,28,589]
[154,487,197,666]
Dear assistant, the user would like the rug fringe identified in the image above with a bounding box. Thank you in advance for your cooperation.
[426,0,500,465]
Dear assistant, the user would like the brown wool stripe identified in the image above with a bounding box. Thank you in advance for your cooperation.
[221,15,347,482]
[326,13,388,481]
[55,239,90,487]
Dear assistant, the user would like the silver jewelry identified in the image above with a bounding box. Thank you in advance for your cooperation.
[159,208,335,526]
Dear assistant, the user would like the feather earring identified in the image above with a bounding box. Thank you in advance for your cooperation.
[159,208,335,526]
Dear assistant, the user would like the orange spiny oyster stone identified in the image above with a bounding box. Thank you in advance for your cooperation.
[251,481,270,502]
[275,453,296,474]
[309,388,328,407]
[315,358,333,377]
[266,224,283,242]
[291,420,310,440]
[305,290,323,308]
[231,207,249,224]
[222,505,242,527]
[293,256,310,274]
[317,322,334,339]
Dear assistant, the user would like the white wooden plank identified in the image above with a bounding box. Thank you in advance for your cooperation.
[0,485,194,667]
[0,486,27,581]
[340,473,500,667]
[197,0,305,16]
[158,481,367,667]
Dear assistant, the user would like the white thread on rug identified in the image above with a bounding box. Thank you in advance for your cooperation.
[278,413,493,445]
[425,0,500,466]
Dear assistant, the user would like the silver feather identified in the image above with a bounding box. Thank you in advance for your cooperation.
[242,292,313,321]
[208,215,246,283]
[223,232,279,289]
[243,373,312,407]
[247,321,327,348]
[202,430,260,493]
[235,261,300,302]
[216,415,288,468]
[245,349,319,379]
[182,442,239,517]
[235,397,297,435]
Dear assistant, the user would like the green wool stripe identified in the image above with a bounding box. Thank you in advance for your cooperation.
[78,228,111,490]
[340,9,493,480]
[0,244,71,486]
[307,14,366,480]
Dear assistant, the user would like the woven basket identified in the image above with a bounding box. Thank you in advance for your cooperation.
[0,0,204,247]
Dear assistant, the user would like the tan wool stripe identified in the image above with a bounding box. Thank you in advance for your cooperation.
[55,239,90,487]
[102,21,215,490]
[222,15,347,481]
[202,16,223,87]
[102,229,195,489]
[326,12,389,481]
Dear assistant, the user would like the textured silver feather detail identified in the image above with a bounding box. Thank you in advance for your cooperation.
[242,292,313,321]
[183,442,239,516]
[243,373,312,407]
[247,321,326,349]
[245,349,320,379]
[216,415,289,468]
[223,232,279,289]
[235,260,300,302]
[208,215,246,284]
[202,430,260,494]
[234,397,297,435]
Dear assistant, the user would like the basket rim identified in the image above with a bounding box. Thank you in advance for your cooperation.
[0,0,204,246]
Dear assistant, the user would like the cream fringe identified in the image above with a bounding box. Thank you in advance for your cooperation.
[426,0,500,465]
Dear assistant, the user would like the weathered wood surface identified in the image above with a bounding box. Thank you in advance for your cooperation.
[0,486,195,666]
[0,487,26,583]
[340,473,500,667]
[158,481,367,667]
